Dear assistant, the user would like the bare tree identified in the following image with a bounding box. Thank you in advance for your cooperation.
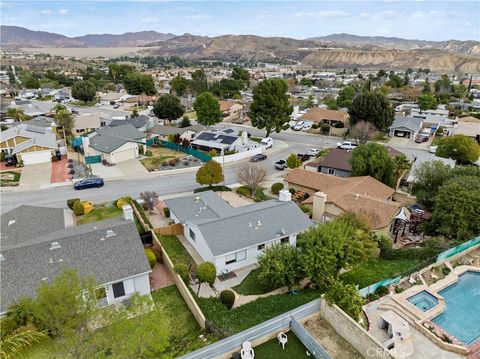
[350,121,376,144]
[237,163,267,195]
[140,191,159,211]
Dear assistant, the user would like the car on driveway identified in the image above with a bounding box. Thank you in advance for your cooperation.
[274,159,286,170]
[250,154,267,162]
[336,141,357,150]
[293,121,305,131]
[113,103,120,109]
[308,148,320,157]
[260,137,273,149]
[415,135,429,143]
[74,177,104,190]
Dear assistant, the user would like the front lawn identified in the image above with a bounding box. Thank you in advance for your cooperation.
[339,258,423,289]
[153,285,216,356]
[157,234,193,267]
[76,205,122,225]
[140,146,184,171]
[253,331,310,358]
[431,136,444,146]
[233,268,274,295]
[0,170,21,186]
[197,289,320,336]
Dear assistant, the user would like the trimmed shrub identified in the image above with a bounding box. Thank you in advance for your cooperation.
[168,159,176,166]
[194,185,232,193]
[442,267,451,276]
[116,196,132,209]
[73,201,84,215]
[138,145,144,155]
[236,186,251,196]
[175,263,189,282]
[219,290,235,310]
[163,207,170,218]
[145,150,153,157]
[82,201,94,214]
[209,149,217,157]
[67,198,80,210]
[303,193,310,200]
[289,188,296,195]
[271,182,284,195]
[145,248,157,269]
[196,262,216,286]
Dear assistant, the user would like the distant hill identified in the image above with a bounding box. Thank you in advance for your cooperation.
[0,26,176,48]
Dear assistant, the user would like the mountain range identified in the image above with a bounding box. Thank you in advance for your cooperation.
[1,26,479,72]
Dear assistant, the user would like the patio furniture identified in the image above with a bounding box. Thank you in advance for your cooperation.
[277,332,288,350]
[240,343,254,359]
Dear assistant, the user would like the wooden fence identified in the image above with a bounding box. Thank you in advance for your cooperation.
[153,223,184,236]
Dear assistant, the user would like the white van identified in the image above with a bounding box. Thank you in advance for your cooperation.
[302,121,313,132]
[260,137,273,149]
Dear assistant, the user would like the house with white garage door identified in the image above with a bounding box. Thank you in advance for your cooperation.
[82,124,146,164]
[388,116,423,139]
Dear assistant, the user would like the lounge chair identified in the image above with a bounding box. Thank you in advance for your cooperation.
[277,332,288,350]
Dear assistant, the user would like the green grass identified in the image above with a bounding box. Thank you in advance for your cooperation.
[232,268,274,295]
[431,136,444,146]
[0,170,21,186]
[157,234,193,267]
[339,258,423,289]
[197,289,320,336]
[250,136,262,143]
[76,206,122,225]
[253,332,310,358]
[152,285,215,356]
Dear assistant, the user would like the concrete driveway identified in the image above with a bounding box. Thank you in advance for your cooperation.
[19,163,52,189]
[116,159,149,177]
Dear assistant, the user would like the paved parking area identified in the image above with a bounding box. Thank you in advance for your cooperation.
[116,159,149,177]
[91,163,125,179]
[19,163,52,189]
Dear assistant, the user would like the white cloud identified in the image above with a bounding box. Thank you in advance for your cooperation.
[294,11,349,19]
[258,14,277,20]
[185,14,212,21]
[140,17,159,23]
[371,10,405,20]
[380,28,391,34]
[58,9,69,15]
[411,10,462,19]
[40,9,52,15]
[358,12,370,19]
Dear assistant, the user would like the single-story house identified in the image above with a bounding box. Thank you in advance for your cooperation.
[99,91,124,105]
[406,154,456,184]
[165,191,313,275]
[110,115,154,133]
[0,205,151,314]
[191,129,257,153]
[149,124,207,141]
[83,124,145,164]
[300,108,349,127]
[0,123,59,164]
[453,117,480,143]
[219,100,243,122]
[285,169,404,232]
[388,116,423,138]
[73,113,105,134]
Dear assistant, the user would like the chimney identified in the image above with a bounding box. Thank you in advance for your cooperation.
[312,191,327,222]
[279,189,292,202]
[241,131,248,144]
[122,204,134,222]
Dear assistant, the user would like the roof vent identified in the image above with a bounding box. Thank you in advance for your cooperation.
[100,236,106,241]
[106,230,115,237]
[8,220,15,226]
[195,196,200,203]
[248,222,253,227]
[0,254,4,261]
[50,242,61,250]
[257,220,262,226]
[355,193,359,200]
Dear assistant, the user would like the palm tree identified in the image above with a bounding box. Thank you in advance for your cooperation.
[0,325,47,359]
[6,108,27,121]
[393,154,412,183]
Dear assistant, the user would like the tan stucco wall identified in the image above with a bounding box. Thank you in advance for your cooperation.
[0,136,30,149]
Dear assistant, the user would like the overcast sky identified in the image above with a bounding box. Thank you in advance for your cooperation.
[1,1,479,41]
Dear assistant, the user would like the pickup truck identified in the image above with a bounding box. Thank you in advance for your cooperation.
[274,160,286,170]
[336,141,358,150]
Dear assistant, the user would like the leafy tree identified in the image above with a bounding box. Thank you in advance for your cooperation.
[434,74,452,96]
[422,79,432,93]
[108,63,134,84]
[336,86,356,108]
[131,109,139,118]
[153,94,185,122]
[385,72,404,88]
[237,163,267,195]
[140,191,159,211]
[196,262,216,295]
[436,135,480,163]
[350,121,376,144]
[210,78,243,99]
[0,325,48,359]
[431,176,480,240]
[249,78,292,137]
[299,78,313,87]
[375,69,387,81]
[452,83,467,99]
[232,67,250,86]
[392,154,412,182]
[21,72,40,89]
[170,75,190,96]
[123,72,156,95]
[258,244,301,289]
[323,95,338,110]
[6,108,27,121]
[71,80,96,103]
[325,280,365,320]
[190,69,208,95]
[193,92,222,126]
[179,115,191,128]
[286,153,301,169]
[196,160,223,186]
[54,109,75,136]
[417,92,437,111]
[348,91,394,131]
[350,143,395,187]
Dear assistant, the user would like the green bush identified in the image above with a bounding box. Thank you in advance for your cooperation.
[175,263,189,282]
[236,186,251,196]
[67,198,80,210]
[145,248,157,269]
[303,192,310,200]
[194,185,232,193]
[219,290,235,310]
[282,123,290,130]
[286,153,301,169]
[163,207,170,218]
[371,231,393,252]
[145,150,153,157]
[375,285,389,297]
[115,196,132,209]
[0,152,5,162]
[197,262,216,286]
[442,267,451,276]
[138,145,144,155]
[0,316,18,338]
[325,279,365,320]
[289,188,296,195]
[271,182,284,195]
[254,188,267,201]
[73,201,84,215]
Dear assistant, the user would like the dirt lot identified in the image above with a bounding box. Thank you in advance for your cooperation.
[303,314,363,359]
[22,47,148,58]
[140,147,185,171]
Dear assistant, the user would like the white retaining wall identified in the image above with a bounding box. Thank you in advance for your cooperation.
[212,146,265,164]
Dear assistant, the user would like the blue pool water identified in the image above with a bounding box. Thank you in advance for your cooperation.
[432,271,480,345]
[407,290,439,312]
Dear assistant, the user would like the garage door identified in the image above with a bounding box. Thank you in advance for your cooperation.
[20,151,52,165]
[112,148,136,163]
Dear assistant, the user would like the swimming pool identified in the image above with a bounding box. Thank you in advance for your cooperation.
[407,290,439,312]
[433,271,480,345]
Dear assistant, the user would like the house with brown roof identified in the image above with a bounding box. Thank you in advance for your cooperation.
[285,169,404,232]
[300,108,349,126]
[219,100,243,123]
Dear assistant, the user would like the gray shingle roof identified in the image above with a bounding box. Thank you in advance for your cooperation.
[165,191,314,256]
[389,116,423,132]
[89,124,145,153]
[0,217,150,313]
[89,134,130,154]
[96,124,144,141]
[110,116,150,130]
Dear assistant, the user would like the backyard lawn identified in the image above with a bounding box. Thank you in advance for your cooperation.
[0,170,21,186]
[140,146,184,171]
[253,331,310,358]
[339,258,423,288]
[76,205,122,225]
[156,234,193,267]
[233,268,274,295]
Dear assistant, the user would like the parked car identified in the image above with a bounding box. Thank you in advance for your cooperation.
[293,121,305,131]
[74,177,104,190]
[301,122,313,132]
[0,118,14,125]
[297,153,311,162]
[336,141,357,150]
[274,159,286,170]
[260,137,273,149]
[308,148,320,157]
[415,135,429,143]
[250,154,267,162]
[289,120,297,129]
[70,107,79,114]
[4,155,17,166]
[113,103,120,109]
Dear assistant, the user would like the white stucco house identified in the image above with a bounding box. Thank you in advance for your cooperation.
[165,191,314,275]
[0,205,151,314]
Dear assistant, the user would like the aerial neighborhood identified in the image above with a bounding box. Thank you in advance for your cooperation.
[0,3,479,359]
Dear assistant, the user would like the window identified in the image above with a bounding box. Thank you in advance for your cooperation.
[225,253,236,264]
[280,237,289,244]
[257,244,265,251]
[328,168,335,175]
[236,250,246,261]
[112,282,125,298]
[225,250,247,264]
[189,228,196,241]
